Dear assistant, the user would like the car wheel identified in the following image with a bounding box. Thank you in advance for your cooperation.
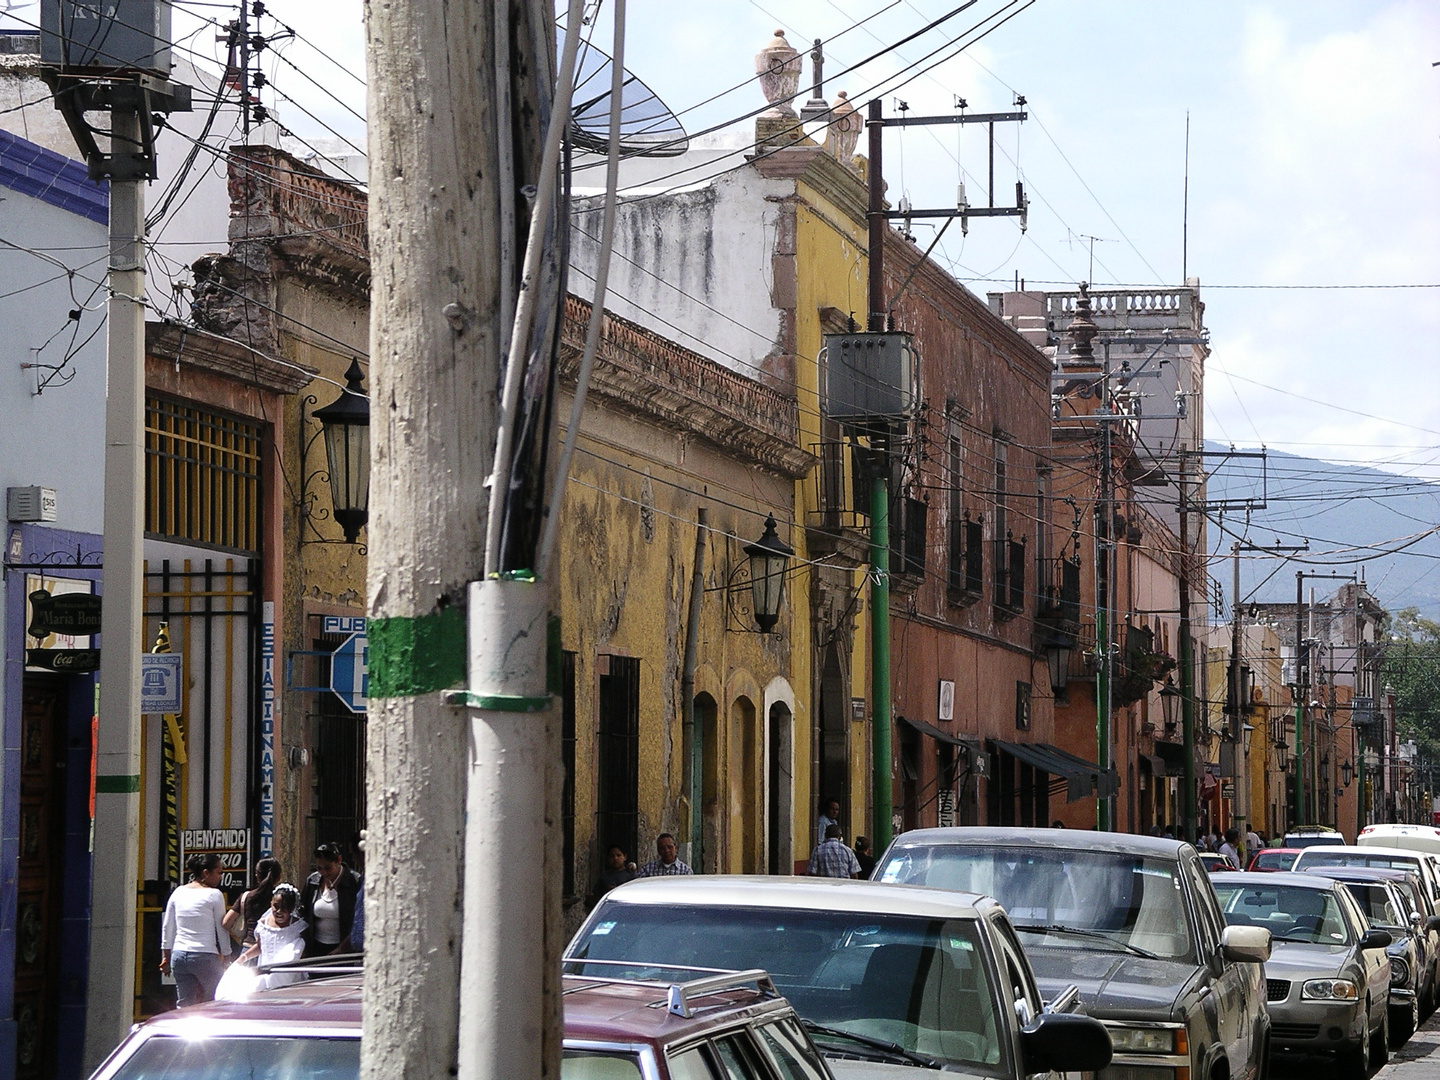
[1390,996,1416,1048]
[1338,1031,1369,1080]
[1424,974,1437,1021]
[1369,1006,1390,1071]
[1254,1029,1271,1080]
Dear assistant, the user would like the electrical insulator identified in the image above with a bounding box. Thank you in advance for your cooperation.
[899,196,911,217]
[1175,388,1187,419]
[1017,182,1030,234]
[957,182,969,236]
[1051,394,1062,421]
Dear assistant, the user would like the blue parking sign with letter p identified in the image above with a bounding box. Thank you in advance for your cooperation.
[330,632,368,714]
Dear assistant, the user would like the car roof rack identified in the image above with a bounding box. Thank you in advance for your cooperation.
[561,959,778,1018]
[258,951,364,979]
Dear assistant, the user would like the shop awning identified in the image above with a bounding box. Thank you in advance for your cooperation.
[897,715,966,746]
[992,739,1120,803]
[1141,753,1169,778]
[1153,740,1188,775]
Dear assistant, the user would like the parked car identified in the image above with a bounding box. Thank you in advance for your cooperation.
[1330,876,1424,1045]
[566,877,1114,1080]
[85,963,852,1080]
[1357,826,1440,910]
[1292,845,1440,922]
[1304,865,1440,1026]
[1247,849,1302,873]
[1200,853,1237,873]
[1210,871,1391,1078]
[1283,826,1346,849]
[872,828,1271,1080]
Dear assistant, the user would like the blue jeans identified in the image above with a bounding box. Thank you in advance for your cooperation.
[172,950,225,1007]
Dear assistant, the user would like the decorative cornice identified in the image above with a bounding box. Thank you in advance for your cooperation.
[560,296,816,480]
[753,143,868,228]
[146,320,317,395]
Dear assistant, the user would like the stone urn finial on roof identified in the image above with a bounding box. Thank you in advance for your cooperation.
[756,29,802,116]
[825,90,862,164]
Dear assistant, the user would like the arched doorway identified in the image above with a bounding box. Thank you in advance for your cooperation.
[694,692,719,874]
[730,696,759,873]
[767,702,793,874]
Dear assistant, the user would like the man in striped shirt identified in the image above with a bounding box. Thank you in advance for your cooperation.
[808,824,862,879]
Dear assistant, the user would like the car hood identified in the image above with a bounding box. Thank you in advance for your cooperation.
[1262,942,1355,981]
[1025,946,1194,1020]
[827,1058,991,1080]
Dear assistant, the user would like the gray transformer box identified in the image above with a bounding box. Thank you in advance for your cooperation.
[40,0,172,76]
[821,332,918,425]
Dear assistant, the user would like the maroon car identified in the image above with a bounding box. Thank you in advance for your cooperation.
[84,966,837,1080]
[1247,848,1302,873]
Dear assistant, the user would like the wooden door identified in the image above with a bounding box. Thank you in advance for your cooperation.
[14,676,67,1079]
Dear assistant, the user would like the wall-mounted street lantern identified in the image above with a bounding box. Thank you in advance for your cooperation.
[743,515,794,632]
[1341,759,1354,787]
[1043,634,1074,695]
[312,359,371,544]
[1159,678,1180,732]
[1274,735,1290,773]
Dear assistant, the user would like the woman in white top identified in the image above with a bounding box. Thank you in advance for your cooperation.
[160,853,231,1006]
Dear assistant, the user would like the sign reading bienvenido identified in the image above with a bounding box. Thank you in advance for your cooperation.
[28,589,103,637]
[180,828,251,892]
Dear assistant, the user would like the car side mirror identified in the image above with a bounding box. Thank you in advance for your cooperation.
[1360,929,1392,951]
[1426,916,1440,934]
[1021,1012,1113,1075]
[1220,924,1271,964]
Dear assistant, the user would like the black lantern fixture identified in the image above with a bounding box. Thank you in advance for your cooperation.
[1043,634,1074,694]
[743,515,794,632]
[1341,759,1354,787]
[1274,734,1290,772]
[1159,678,1180,732]
[312,359,371,544]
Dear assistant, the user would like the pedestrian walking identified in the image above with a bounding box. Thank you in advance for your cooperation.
[636,833,692,877]
[222,856,281,952]
[1219,828,1241,869]
[853,836,875,878]
[299,842,362,957]
[160,852,231,1007]
[590,844,637,904]
[808,824,861,879]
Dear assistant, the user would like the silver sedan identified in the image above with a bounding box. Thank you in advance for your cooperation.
[1211,872,1391,1080]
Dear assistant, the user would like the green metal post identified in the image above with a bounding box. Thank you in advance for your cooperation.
[871,473,893,853]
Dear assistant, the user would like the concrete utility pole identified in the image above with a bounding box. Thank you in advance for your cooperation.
[86,101,146,1071]
[362,1,522,1076]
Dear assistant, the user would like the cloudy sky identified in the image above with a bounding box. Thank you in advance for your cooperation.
[8,0,1438,483]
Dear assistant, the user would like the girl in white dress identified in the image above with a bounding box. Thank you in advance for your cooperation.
[216,883,308,999]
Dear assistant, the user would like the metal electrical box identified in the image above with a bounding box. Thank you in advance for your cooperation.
[822,332,918,424]
[40,0,173,76]
[7,486,58,523]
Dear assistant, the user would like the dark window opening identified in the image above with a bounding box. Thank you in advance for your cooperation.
[597,656,641,865]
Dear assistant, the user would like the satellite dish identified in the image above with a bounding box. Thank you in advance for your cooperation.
[569,38,687,158]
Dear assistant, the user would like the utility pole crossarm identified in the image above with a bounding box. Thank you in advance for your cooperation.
[880,109,1026,126]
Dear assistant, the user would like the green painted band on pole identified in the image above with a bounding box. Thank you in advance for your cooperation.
[368,608,467,697]
[95,774,140,793]
[442,690,552,712]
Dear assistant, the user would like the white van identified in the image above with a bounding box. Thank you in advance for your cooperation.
[1358,824,1440,856]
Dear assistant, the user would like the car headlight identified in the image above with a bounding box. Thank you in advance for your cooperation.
[1302,979,1359,1001]
[1391,957,1411,988]
[1107,1026,1187,1054]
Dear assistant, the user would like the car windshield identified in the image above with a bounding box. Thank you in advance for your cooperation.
[1296,850,1422,873]
[106,1035,358,1079]
[1252,852,1297,871]
[875,845,1194,962]
[1342,884,1406,929]
[568,904,1006,1075]
[1212,884,1351,945]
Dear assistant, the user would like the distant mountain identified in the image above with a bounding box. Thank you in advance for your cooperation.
[1204,444,1440,620]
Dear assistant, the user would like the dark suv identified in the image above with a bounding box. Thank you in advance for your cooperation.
[85,966,845,1080]
[874,828,1271,1080]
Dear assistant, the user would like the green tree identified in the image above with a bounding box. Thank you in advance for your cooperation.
[1383,607,1440,761]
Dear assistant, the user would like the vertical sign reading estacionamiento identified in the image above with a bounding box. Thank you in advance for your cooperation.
[259,602,277,857]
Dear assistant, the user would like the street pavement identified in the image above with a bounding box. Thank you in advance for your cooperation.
[1377,1013,1440,1079]
[1273,1010,1440,1079]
